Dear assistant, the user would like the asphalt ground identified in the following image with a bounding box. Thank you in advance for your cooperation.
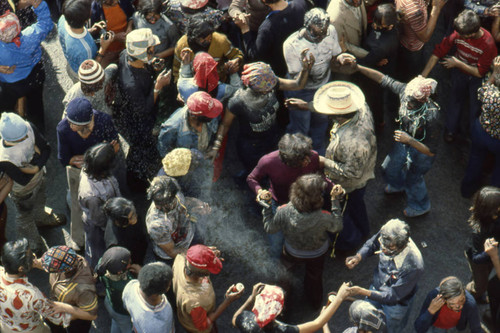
[4,5,493,332]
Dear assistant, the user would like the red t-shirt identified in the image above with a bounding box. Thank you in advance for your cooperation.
[433,28,498,76]
[433,304,461,329]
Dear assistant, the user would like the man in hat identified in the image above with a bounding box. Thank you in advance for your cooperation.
[63,59,116,116]
[284,8,342,155]
[57,97,119,250]
[0,113,66,255]
[123,262,175,333]
[345,219,424,333]
[117,27,171,190]
[0,238,72,333]
[34,245,98,332]
[0,0,51,129]
[172,244,244,332]
[286,80,376,251]
[158,91,223,157]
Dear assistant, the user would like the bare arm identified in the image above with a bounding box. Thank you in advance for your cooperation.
[395,131,435,157]
[297,282,350,333]
[158,241,184,259]
[357,65,384,84]
[208,286,243,323]
[155,47,175,59]
[414,0,447,43]
[0,176,12,203]
[280,49,315,91]
[421,55,440,77]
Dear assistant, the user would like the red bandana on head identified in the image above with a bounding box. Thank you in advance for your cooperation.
[193,52,219,93]
[0,11,21,47]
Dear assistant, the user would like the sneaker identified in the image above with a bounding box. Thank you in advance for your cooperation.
[36,211,67,228]
[403,206,430,218]
[384,184,403,194]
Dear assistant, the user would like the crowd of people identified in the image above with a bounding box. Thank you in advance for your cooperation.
[0,0,500,330]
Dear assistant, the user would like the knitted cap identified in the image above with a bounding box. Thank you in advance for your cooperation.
[78,59,104,85]
[66,98,93,125]
[162,148,192,177]
[0,112,28,142]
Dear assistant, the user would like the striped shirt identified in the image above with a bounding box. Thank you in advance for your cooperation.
[49,257,98,316]
[396,0,427,51]
[433,28,497,76]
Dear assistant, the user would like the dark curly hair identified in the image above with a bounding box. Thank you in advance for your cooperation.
[147,176,181,206]
[278,133,312,168]
[103,197,136,227]
[290,174,326,213]
[469,186,500,233]
[186,13,215,42]
[138,262,173,297]
[2,238,32,275]
[82,143,116,181]
[139,0,163,16]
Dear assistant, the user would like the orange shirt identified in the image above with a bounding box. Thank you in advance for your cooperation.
[103,4,127,52]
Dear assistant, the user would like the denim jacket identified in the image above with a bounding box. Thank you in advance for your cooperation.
[358,232,424,306]
[157,106,219,157]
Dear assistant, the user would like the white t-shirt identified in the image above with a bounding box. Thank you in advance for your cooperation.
[122,280,175,333]
[283,25,342,90]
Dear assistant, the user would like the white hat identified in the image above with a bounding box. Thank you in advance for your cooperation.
[313,81,365,115]
[126,28,160,62]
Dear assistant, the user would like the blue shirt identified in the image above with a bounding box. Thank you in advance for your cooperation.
[56,110,118,166]
[57,16,98,73]
[414,288,482,333]
[0,1,52,83]
[157,106,219,157]
[358,232,424,305]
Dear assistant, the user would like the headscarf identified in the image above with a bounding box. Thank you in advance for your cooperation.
[241,62,278,93]
[251,285,284,328]
[95,247,131,275]
[186,91,223,118]
[349,300,387,333]
[0,11,21,47]
[404,75,437,102]
[41,246,78,273]
[193,52,219,93]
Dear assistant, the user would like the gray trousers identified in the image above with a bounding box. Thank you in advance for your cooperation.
[67,166,84,247]
[10,175,51,252]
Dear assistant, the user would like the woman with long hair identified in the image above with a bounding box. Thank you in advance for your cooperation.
[79,143,121,269]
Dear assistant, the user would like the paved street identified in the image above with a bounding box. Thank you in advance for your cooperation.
[4,9,490,332]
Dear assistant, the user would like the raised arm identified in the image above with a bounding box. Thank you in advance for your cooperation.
[414,0,448,43]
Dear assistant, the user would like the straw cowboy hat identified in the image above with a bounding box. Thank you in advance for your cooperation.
[313,81,365,115]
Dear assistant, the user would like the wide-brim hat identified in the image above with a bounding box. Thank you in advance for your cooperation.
[126,28,161,62]
[313,81,365,115]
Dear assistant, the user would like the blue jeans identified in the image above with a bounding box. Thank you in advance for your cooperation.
[461,119,500,197]
[286,88,329,155]
[104,297,133,333]
[382,142,435,212]
[446,68,482,134]
[426,327,448,333]
[368,286,415,333]
[268,199,284,260]
[335,187,368,251]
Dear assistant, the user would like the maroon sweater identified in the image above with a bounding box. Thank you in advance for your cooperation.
[433,27,497,76]
[247,150,329,204]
